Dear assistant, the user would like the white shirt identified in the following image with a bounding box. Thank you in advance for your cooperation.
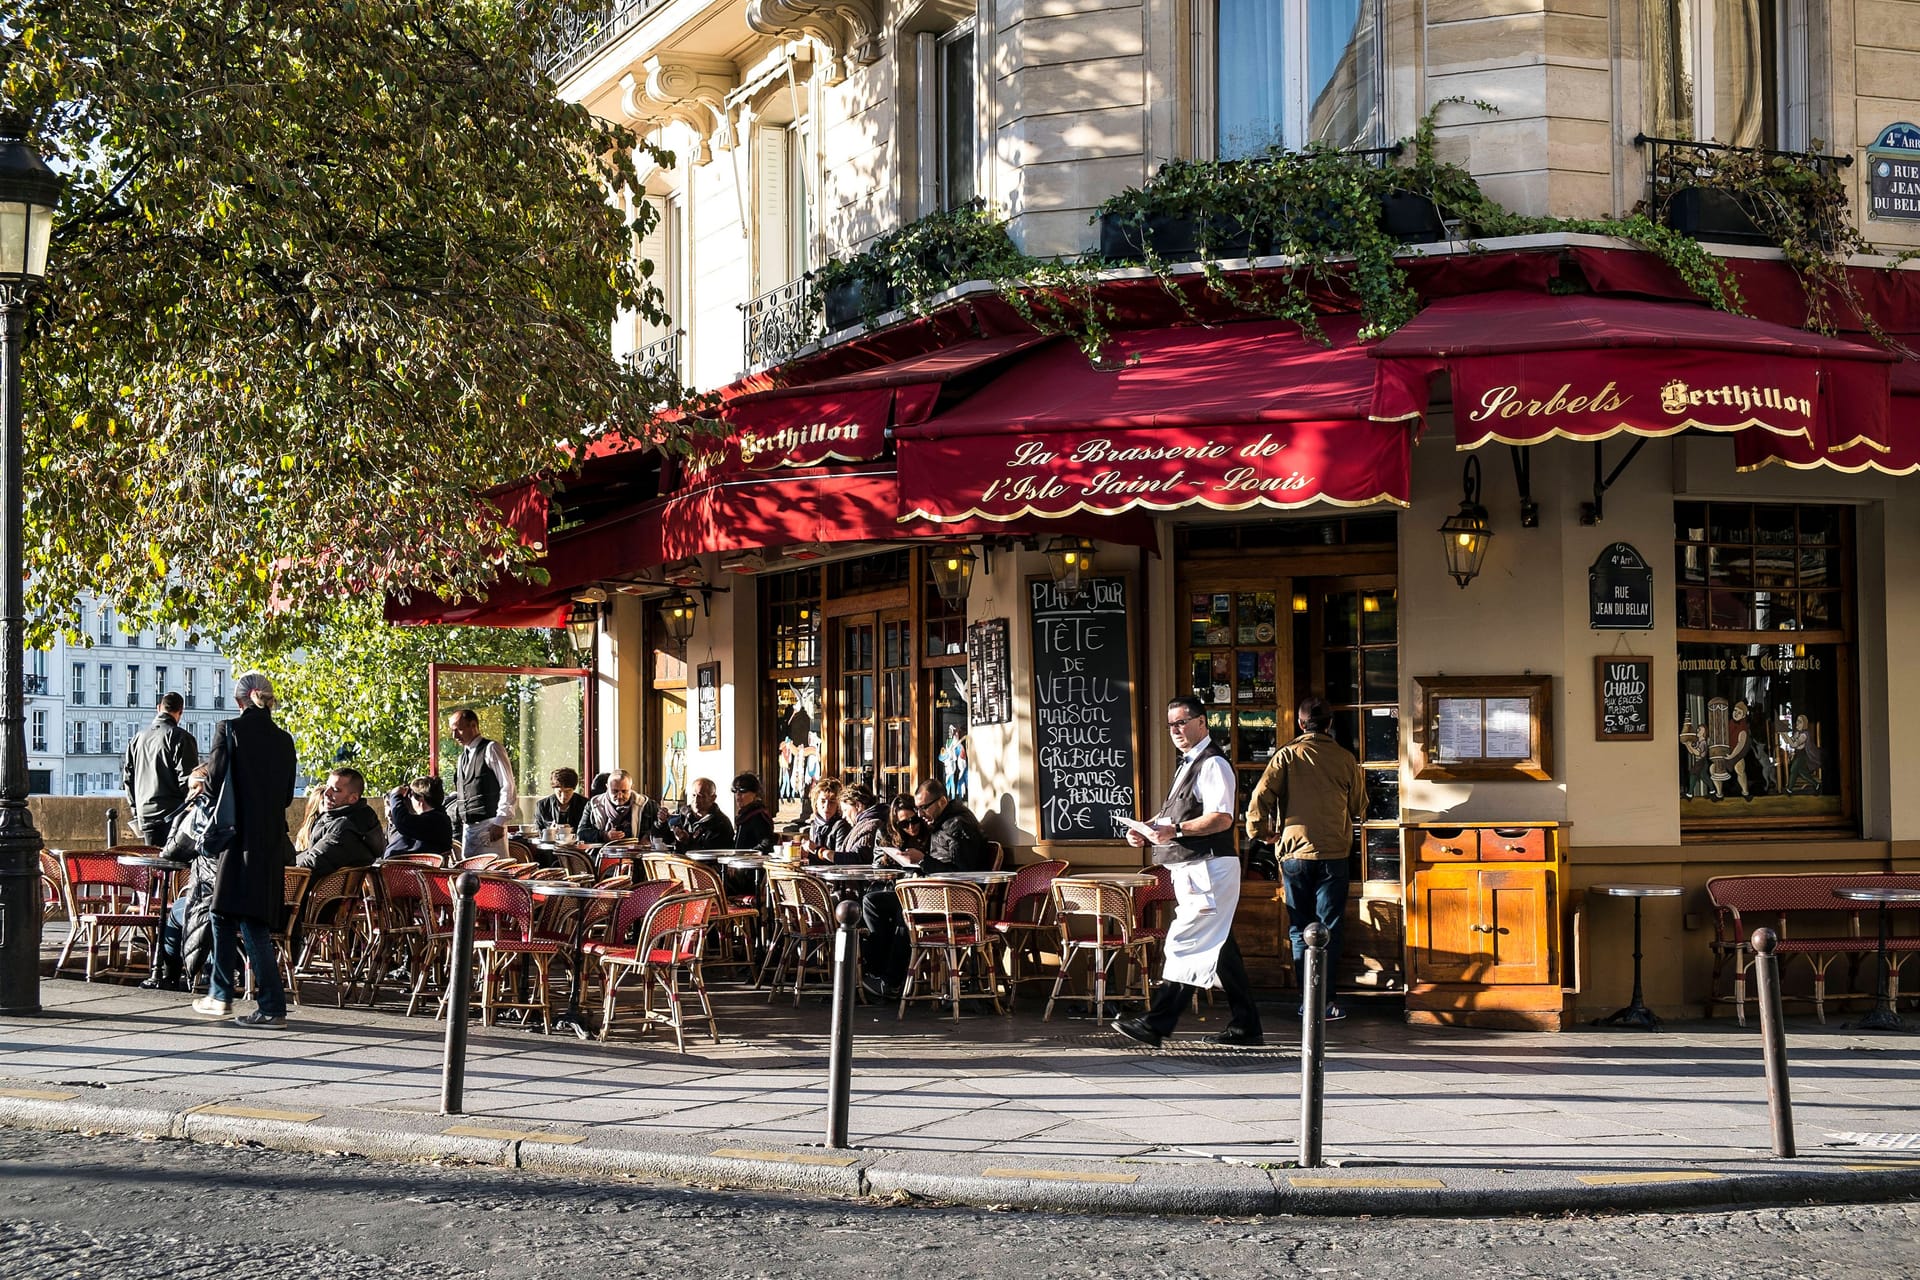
[465,739,519,824]
[1171,739,1236,821]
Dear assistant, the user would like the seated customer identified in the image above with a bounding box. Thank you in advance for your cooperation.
[730,772,777,852]
[582,769,654,844]
[887,794,930,854]
[673,777,736,851]
[296,767,384,879]
[535,768,588,833]
[832,783,885,865]
[877,777,989,872]
[386,775,452,857]
[806,778,850,856]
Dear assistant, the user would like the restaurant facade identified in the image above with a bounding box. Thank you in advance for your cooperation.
[397,0,1920,1026]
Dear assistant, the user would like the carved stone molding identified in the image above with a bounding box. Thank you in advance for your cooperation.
[746,1,883,81]
[618,54,737,164]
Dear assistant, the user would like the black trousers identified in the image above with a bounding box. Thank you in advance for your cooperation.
[1140,935,1263,1038]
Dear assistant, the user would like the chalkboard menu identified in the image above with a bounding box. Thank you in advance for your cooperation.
[966,619,1012,725]
[1589,542,1654,630]
[1595,655,1653,741]
[695,661,721,749]
[1028,575,1139,842]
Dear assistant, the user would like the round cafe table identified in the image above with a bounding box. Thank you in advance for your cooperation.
[529,881,625,1040]
[119,855,187,987]
[904,869,1016,886]
[1835,886,1920,1032]
[1065,872,1157,890]
[1590,883,1684,1030]
[806,865,906,905]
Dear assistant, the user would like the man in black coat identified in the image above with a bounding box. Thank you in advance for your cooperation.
[122,692,200,846]
[297,767,384,880]
[194,672,298,1030]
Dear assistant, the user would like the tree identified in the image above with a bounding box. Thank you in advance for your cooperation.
[225,599,563,790]
[3,1,671,645]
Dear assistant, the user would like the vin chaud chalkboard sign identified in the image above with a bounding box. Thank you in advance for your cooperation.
[1028,575,1139,842]
[1594,655,1653,741]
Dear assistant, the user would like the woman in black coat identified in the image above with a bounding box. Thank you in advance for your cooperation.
[200,672,299,1028]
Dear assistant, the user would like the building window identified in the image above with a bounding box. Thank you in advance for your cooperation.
[126,664,140,707]
[71,661,86,705]
[1644,0,1808,149]
[185,667,198,708]
[215,669,226,704]
[71,721,86,753]
[156,666,169,700]
[1676,502,1852,833]
[917,21,978,212]
[99,720,112,754]
[754,116,813,295]
[30,709,46,753]
[98,663,112,703]
[97,606,113,645]
[1209,0,1383,158]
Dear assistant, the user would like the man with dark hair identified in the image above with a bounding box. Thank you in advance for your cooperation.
[448,708,517,859]
[1244,695,1368,1021]
[876,776,989,872]
[1114,695,1264,1048]
[123,691,199,846]
[297,767,384,880]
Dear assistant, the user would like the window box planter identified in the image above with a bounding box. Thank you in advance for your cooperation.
[1660,186,1771,247]
[821,277,901,331]
[1379,191,1446,244]
[1098,211,1264,263]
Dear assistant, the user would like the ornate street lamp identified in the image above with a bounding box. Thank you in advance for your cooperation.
[1439,455,1494,589]
[0,123,64,1016]
[659,591,698,654]
[1043,535,1095,597]
[565,600,600,663]
[927,543,976,609]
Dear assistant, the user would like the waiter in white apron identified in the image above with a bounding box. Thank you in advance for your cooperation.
[1114,695,1265,1048]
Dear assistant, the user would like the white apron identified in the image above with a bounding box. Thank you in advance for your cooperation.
[1160,854,1241,988]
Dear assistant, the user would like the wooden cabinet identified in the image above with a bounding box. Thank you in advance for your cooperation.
[1403,822,1566,1030]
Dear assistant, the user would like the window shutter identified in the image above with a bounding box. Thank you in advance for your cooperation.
[916,32,939,216]
[756,125,790,291]
[636,195,670,347]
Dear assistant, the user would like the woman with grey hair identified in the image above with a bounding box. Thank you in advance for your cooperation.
[193,670,299,1029]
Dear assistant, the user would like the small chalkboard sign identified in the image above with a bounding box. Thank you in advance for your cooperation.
[695,661,721,749]
[1589,542,1654,630]
[1594,655,1653,741]
[1028,575,1140,842]
[966,619,1012,726]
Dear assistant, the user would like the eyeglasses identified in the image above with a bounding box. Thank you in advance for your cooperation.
[1166,715,1199,731]
[914,800,936,813]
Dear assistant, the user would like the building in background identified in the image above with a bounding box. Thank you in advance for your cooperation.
[24,593,235,797]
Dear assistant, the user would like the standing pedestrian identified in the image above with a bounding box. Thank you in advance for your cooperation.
[1113,695,1265,1048]
[193,671,298,1029]
[1243,695,1367,1021]
[122,691,199,847]
[448,708,517,859]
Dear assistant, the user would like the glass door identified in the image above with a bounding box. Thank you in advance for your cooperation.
[880,612,914,800]
[833,610,915,797]
[835,617,877,790]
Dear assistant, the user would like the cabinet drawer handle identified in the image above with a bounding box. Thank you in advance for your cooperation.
[1503,844,1527,853]
[1470,924,1494,933]
[1439,845,1464,855]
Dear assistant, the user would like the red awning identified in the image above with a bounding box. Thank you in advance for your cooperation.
[1736,359,1920,474]
[896,316,1416,522]
[1370,291,1895,454]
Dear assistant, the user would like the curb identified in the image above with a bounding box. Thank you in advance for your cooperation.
[3,1090,1919,1217]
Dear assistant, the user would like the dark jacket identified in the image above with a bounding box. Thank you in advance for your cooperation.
[839,803,888,865]
[207,705,298,922]
[123,713,200,836]
[808,810,850,855]
[297,798,383,880]
[925,800,990,873]
[582,791,657,844]
[161,799,221,981]
[535,791,587,832]
[386,788,453,856]
[679,806,735,852]
[734,798,776,852]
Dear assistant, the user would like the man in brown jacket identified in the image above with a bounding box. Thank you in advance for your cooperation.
[1244,696,1367,1020]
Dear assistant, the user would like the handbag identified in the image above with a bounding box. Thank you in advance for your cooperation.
[196,764,237,859]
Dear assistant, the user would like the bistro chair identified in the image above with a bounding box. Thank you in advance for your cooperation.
[896,878,1005,1021]
[986,841,1007,872]
[595,891,719,1051]
[470,874,567,1034]
[989,858,1069,995]
[260,867,315,1000]
[381,852,447,867]
[660,856,760,981]
[1131,865,1208,1007]
[288,868,368,1007]
[762,866,844,1006]
[409,867,460,1017]
[358,862,429,1008]
[550,849,595,880]
[39,851,65,922]
[55,849,166,982]
[1045,878,1154,1022]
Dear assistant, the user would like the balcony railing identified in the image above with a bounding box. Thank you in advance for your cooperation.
[1634,134,1852,247]
[628,329,684,388]
[22,673,48,695]
[741,278,815,371]
[538,0,673,85]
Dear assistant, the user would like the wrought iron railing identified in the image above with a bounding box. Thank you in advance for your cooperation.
[22,673,47,695]
[741,277,815,370]
[628,329,683,387]
[1633,134,1852,245]
[538,0,672,84]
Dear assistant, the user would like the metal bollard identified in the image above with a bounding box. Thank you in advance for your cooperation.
[826,899,859,1149]
[1751,927,1796,1158]
[1298,922,1328,1169]
[105,807,118,849]
[440,872,479,1116]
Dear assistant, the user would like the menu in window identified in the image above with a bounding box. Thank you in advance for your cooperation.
[1434,697,1484,761]
[1484,697,1533,758]
[966,619,1012,726]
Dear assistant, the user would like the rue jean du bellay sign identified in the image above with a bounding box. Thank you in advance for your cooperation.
[1589,542,1654,630]
[1867,122,1920,222]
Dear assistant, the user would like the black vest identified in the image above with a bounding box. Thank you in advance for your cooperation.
[456,738,501,826]
[1152,737,1236,865]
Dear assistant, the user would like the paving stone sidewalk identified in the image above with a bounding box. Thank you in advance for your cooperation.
[2,974,1917,1215]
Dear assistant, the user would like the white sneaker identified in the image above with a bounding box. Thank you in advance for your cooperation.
[191,995,233,1018]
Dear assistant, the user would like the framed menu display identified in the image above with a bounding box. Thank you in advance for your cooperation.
[1411,674,1555,781]
[695,662,721,749]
